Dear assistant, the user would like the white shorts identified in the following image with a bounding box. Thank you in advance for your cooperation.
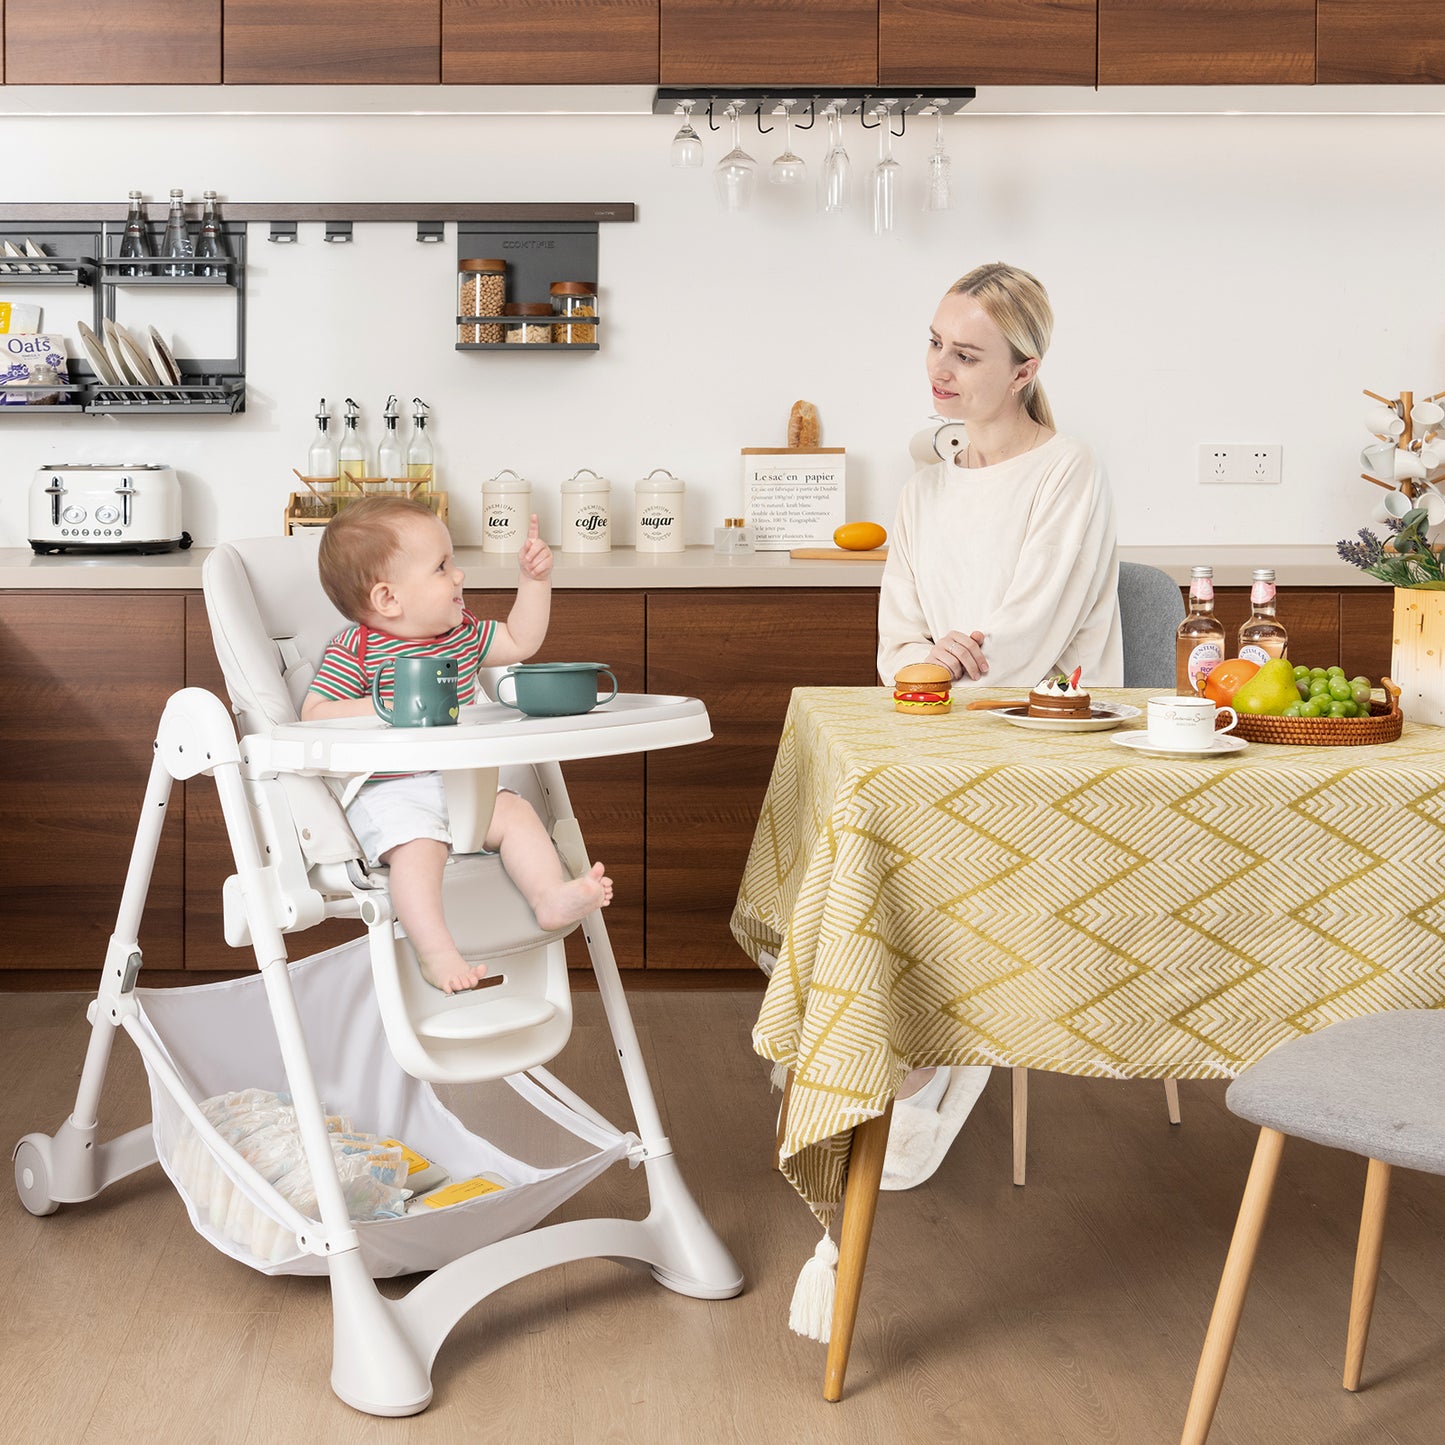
[345,773,451,866]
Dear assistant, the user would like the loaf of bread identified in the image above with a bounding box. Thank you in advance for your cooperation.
[788,399,820,450]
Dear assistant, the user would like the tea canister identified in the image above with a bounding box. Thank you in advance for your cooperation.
[481,467,531,554]
[561,467,611,553]
[634,468,685,553]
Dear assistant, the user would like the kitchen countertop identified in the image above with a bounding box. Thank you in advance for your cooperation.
[0,544,1385,591]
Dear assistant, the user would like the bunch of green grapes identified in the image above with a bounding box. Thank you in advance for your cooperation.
[1282,666,1375,719]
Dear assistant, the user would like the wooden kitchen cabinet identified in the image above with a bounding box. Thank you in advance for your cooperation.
[444,0,658,84]
[644,590,880,970]
[880,0,1096,87]
[0,593,185,978]
[1098,0,1314,84]
[1317,1,1445,84]
[660,0,876,87]
[224,0,440,85]
[4,0,220,85]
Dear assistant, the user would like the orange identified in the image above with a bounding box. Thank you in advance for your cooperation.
[1203,657,1260,706]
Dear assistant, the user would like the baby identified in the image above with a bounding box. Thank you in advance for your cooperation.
[301,495,611,994]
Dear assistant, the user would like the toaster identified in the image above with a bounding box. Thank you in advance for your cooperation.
[29,463,190,554]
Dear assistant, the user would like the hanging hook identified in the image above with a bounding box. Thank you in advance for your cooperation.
[756,105,774,135]
[892,109,906,138]
[860,107,880,130]
[706,98,721,132]
[795,99,816,131]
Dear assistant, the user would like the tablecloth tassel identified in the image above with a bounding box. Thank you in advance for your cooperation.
[788,1228,838,1342]
[769,1060,790,1093]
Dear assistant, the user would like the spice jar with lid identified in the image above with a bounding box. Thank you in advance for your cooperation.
[481,468,532,554]
[457,259,505,344]
[561,468,611,553]
[503,303,554,345]
[634,468,685,553]
[550,282,598,345]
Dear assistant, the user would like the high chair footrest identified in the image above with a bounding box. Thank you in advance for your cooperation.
[415,995,558,1042]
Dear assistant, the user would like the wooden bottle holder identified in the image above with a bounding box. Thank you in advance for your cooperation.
[283,469,447,534]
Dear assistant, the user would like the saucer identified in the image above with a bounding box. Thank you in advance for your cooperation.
[987,701,1141,734]
[1111,731,1248,759]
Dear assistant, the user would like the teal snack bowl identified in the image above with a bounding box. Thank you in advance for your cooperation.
[497,662,618,717]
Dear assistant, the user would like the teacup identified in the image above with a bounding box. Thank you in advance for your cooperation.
[497,661,618,718]
[372,656,460,727]
[1147,695,1237,751]
[1365,405,1406,439]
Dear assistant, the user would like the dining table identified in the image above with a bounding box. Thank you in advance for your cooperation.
[730,684,1445,1400]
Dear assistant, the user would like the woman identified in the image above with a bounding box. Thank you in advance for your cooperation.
[879,263,1123,1191]
[878,262,1122,689]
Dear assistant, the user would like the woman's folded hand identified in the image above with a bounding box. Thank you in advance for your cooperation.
[926,630,988,681]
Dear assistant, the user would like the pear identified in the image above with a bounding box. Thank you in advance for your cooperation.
[1230,658,1300,715]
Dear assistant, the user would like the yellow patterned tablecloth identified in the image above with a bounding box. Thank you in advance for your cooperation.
[732,687,1445,1219]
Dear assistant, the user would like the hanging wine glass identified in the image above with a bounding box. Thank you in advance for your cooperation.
[713,104,757,212]
[871,104,900,236]
[769,101,807,187]
[670,100,703,169]
[923,109,953,212]
[818,106,852,213]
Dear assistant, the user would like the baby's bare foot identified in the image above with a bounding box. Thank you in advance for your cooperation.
[419,955,488,996]
[534,861,612,932]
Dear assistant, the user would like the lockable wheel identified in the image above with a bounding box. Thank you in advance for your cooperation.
[13,1137,59,1216]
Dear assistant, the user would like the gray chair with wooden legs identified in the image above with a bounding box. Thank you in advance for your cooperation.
[1011,562,1187,1185]
[1182,1010,1445,1444]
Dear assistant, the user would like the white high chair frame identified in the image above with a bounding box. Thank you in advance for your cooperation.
[12,537,742,1417]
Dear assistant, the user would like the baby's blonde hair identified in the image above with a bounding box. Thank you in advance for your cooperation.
[317,495,443,622]
[949,262,1056,430]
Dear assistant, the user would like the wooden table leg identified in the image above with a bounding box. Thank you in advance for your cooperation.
[823,1101,894,1403]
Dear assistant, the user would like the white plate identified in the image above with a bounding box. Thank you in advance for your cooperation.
[2,239,30,272]
[985,701,1142,733]
[146,326,181,385]
[102,318,141,384]
[1111,731,1248,759]
[24,238,55,272]
[77,320,122,386]
[113,320,161,385]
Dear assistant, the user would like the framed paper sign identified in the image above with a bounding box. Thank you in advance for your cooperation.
[741,448,847,550]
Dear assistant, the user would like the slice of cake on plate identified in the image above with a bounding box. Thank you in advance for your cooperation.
[1028,667,1091,719]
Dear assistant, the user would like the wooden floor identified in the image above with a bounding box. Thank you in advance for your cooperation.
[4,989,1445,1445]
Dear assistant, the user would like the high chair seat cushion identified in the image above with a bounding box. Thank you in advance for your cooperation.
[1225,1010,1445,1174]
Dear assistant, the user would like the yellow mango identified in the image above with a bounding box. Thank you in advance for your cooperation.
[833,522,887,552]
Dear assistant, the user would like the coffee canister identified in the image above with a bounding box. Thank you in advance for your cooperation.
[481,467,531,553]
[561,467,611,553]
[634,468,685,553]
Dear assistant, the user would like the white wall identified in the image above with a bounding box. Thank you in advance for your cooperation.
[3,106,1441,551]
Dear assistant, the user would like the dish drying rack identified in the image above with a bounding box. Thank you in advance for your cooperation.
[284,469,447,534]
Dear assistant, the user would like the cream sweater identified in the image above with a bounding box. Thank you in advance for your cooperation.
[876,433,1124,688]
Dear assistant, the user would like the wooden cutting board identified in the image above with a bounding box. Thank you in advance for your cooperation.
[788,547,889,561]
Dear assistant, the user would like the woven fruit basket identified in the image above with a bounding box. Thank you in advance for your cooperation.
[1228,678,1403,746]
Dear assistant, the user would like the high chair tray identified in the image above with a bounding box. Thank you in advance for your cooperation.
[251,692,710,776]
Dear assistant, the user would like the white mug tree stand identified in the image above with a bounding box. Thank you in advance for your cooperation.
[12,687,742,1417]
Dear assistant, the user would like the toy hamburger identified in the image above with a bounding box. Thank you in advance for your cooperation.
[893,662,954,715]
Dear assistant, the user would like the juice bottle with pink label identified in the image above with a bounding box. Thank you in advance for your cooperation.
[1175,565,1226,695]
[1238,567,1289,664]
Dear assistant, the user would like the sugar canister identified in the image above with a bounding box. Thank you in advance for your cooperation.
[481,467,531,553]
[634,468,685,553]
[561,468,611,553]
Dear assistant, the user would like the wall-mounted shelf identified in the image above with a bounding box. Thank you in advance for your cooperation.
[0,213,246,416]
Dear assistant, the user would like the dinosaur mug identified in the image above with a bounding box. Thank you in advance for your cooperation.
[372,656,460,727]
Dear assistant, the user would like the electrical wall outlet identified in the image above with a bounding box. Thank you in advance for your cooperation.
[1198,444,1283,485]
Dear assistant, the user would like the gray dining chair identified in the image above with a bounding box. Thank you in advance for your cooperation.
[1182,1010,1445,1443]
[1011,562,1189,1184]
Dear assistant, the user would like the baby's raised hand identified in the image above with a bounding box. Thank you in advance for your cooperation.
[518,514,553,581]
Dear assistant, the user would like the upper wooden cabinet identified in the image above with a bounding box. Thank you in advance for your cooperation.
[660,0,875,87]
[4,0,220,84]
[224,0,440,84]
[445,0,658,84]
[880,0,1096,87]
[1098,0,1314,84]
[1317,0,1445,83]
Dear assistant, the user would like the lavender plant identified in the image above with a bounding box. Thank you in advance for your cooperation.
[1337,511,1445,588]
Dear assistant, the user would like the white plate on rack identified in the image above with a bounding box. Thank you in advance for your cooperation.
[146,326,181,386]
[24,239,54,272]
[1111,732,1248,759]
[984,701,1141,733]
[110,319,161,385]
[2,239,30,273]
[77,321,122,386]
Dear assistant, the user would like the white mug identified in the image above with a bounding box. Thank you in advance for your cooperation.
[1365,404,1406,439]
[1148,695,1237,751]
[1361,441,1398,480]
[1411,399,1444,430]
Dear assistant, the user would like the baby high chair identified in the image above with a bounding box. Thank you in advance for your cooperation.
[12,534,742,1417]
